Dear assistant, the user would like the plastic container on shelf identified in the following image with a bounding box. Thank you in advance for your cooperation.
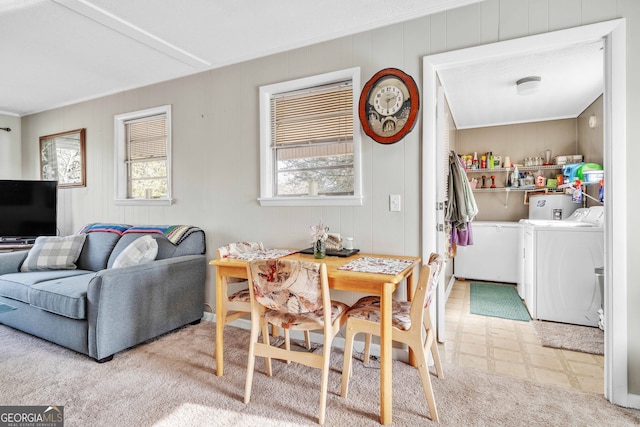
[577,163,604,183]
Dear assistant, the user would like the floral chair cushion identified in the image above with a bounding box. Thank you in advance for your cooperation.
[265,301,349,330]
[346,296,412,330]
[347,253,444,331]
[229,288,251,303]
[218,241,264,283]
[424,252,443,308]
[250,259,322,313]
[248,259,349,330]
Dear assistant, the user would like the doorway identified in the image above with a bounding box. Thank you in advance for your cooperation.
[422,19,628,406]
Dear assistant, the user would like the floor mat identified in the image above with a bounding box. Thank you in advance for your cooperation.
[470,282,531,322]
[532,320,604,355]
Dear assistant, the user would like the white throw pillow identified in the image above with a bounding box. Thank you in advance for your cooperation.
[20,234,87,272]
[112,235,158,268]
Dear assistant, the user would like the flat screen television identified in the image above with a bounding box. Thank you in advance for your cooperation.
[0,180,58,243]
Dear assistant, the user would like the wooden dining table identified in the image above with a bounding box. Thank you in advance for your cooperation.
[209,251,420,425]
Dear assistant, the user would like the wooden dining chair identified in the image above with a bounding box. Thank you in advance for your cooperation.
[216,242,311,351]
[340,253,444,422]
[216,241,265,327]
[244,259,349,425]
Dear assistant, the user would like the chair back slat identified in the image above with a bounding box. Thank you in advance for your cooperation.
[424,253,444,309]
[409,253,444,322]
[247,259,323,314]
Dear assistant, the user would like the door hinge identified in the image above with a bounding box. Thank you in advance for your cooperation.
[437,202,444,210]
[437,224,445,232]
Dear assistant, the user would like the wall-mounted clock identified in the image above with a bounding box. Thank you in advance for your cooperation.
[359,68,420,144]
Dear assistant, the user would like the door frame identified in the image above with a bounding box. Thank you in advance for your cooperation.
[421,19,631,406]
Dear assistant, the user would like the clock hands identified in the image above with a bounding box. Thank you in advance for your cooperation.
[383,92,396,109]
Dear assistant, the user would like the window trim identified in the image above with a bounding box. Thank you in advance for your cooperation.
[114,105,173,206]
[258,67,363,207]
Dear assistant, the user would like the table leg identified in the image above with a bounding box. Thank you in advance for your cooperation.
[380,282,393,425]
[215,269,224,376]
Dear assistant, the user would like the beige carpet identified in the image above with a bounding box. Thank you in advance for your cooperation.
[532,320,604,355]
[1,321,639,426]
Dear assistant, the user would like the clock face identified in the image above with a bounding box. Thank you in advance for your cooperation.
[372,79,405,116]
[359,68,420,144]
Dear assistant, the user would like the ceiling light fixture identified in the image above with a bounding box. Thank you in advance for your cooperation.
[516,76,541,95]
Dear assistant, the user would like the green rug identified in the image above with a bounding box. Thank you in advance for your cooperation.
[470,283,531,322]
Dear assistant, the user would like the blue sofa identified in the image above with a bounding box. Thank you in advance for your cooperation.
[0,225,206,362]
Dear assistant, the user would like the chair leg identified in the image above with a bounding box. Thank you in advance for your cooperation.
[244,318,261,404]
[341,324,356,398]
[284,329,291,364]
[424,315,444,378]
[430,336,444,379]
[363,333,372,364]
[304,330,311,349]
[262,321,273,376]
[412,335,439,422]
[319,336,332,425]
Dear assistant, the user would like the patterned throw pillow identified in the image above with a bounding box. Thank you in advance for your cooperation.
[20,234,87,272]
[112,235,158,268]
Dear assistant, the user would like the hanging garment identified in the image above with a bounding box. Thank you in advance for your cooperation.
[445,151,478,246]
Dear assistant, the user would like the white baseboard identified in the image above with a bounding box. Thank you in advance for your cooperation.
[201,311,410,363]
[626,393,640,409]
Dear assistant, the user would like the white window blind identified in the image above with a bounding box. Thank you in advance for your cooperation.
[272,81,353,151]
[125,115,167,161]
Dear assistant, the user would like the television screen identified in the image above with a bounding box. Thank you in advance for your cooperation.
[0,180,58,241]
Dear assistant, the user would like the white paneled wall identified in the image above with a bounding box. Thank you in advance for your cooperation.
[19,0,640,396]
[0,114,22,179]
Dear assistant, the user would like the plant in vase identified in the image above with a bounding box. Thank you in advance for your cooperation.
[309,221,329,259]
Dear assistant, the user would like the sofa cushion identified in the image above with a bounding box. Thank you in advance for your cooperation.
[107,230,206,267]
[112,235,158,268]
[76,232,123,271]
[20,235,87,272]
[0,270,95,305]
[29,273,96,319]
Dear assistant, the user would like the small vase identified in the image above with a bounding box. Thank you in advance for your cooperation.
[314,239,326,259]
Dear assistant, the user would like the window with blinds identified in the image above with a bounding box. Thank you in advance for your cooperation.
[272,82,354,196]
[114,105,172,205]
[259,67,362,206]
[125,115,168,198]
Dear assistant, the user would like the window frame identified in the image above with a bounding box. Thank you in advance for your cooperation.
[114,105,173,206]
[258,67,363,207]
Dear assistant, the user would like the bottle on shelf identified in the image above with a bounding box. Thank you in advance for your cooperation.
[488,151,495,169]
[511,166,519,188]
[473,152,479,169]
[535,169,546,187]
[481,155,487,169]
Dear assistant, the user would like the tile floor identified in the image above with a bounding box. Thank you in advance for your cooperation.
[442,280,604,393]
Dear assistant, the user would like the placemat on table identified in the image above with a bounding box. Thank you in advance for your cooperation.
[226,249,296,260]
[338,257,414,275]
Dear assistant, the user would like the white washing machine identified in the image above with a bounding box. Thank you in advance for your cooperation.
[519,207,604,327]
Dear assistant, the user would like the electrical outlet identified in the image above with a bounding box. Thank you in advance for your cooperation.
[390,195,401,212]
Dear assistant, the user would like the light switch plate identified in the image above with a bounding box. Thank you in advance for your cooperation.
[390,194,401,212]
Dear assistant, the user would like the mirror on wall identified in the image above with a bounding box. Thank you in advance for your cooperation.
[39,128,86,188]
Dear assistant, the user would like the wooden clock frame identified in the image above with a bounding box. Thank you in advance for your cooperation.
[359,68,420,144]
